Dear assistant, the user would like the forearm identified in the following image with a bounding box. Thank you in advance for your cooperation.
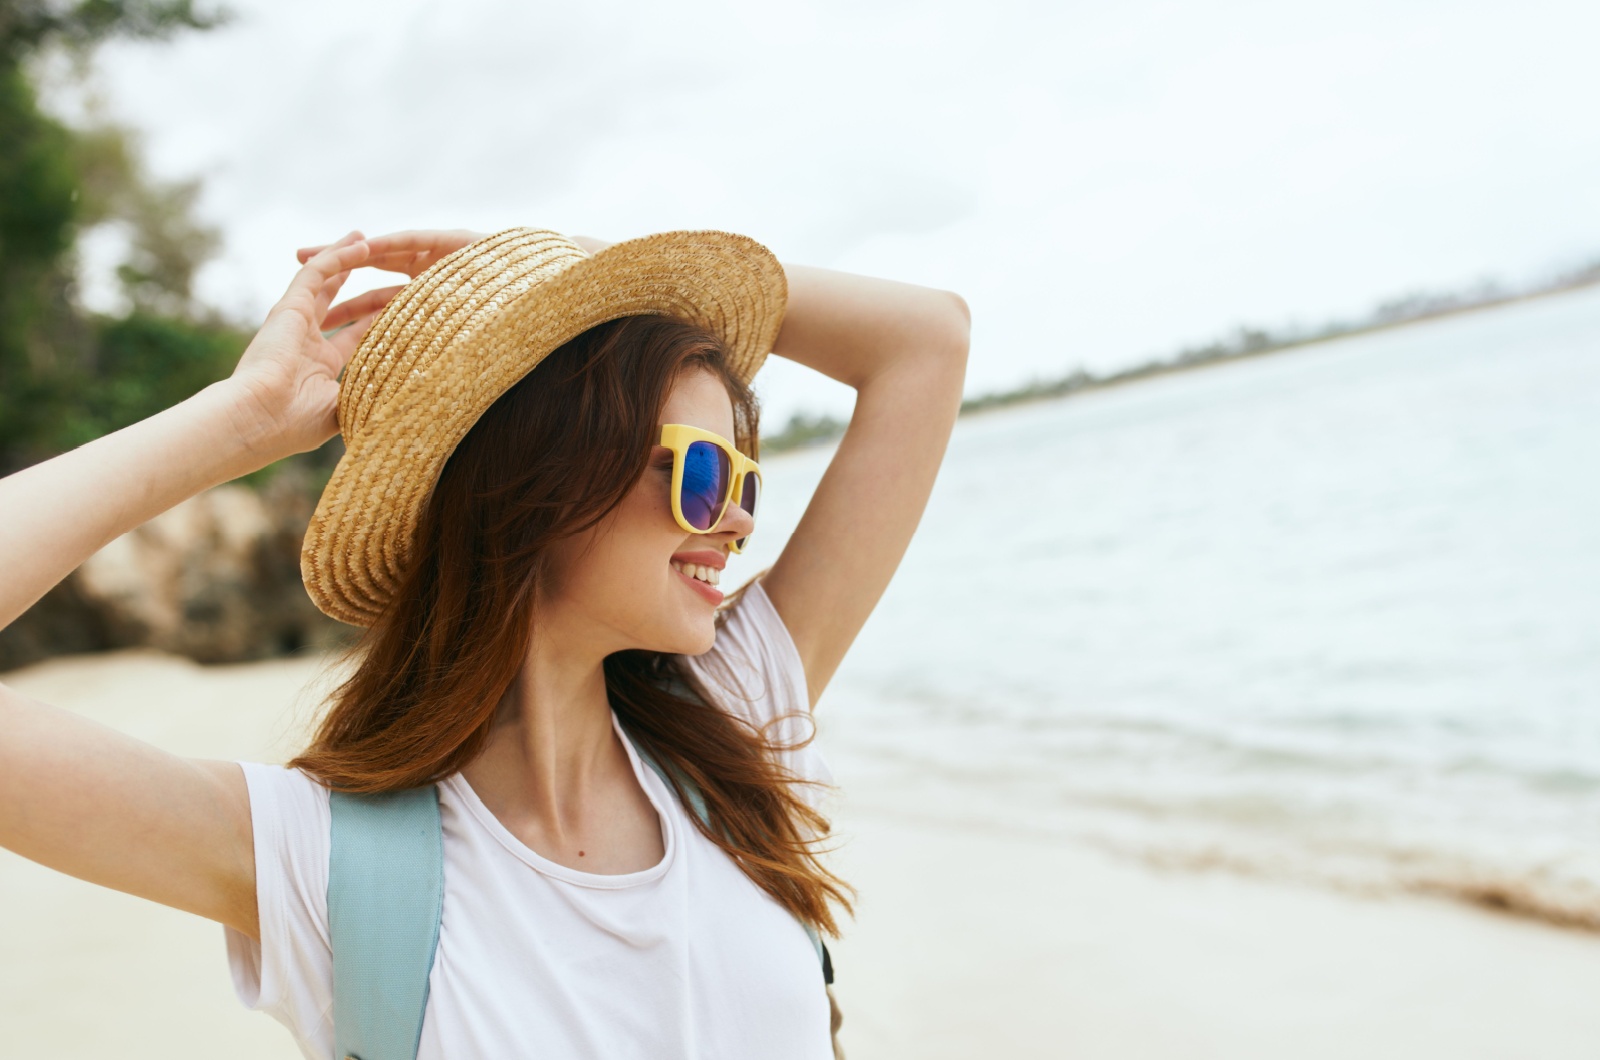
[0,380,264,632]
[771,262,970,391]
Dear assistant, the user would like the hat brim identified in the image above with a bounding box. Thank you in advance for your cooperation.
[300,227,787,627]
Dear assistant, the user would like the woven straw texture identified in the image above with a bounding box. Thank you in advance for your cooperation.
[300,227,788,626]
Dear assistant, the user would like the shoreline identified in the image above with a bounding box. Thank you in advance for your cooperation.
[834,793,1600,940]
[764,272,1600,452]
[4,647,1599,1056]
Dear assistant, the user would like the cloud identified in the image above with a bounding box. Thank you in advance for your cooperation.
[66,0,1600,422]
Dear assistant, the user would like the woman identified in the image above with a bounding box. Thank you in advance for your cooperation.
[0,226,969,1057]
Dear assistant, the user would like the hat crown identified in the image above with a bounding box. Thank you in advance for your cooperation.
[339,228,588,441]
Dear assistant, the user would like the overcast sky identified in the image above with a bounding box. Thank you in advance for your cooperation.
[45,0,1600,423]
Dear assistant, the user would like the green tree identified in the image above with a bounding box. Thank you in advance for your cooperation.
[0,0,233,475]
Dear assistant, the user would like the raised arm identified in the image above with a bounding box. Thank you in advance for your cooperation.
[755,264,970,707]
[0,232,381,939]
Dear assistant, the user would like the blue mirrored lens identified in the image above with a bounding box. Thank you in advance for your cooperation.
[735,472,759,549]
[681,440,730,530]
[738,472,759,518]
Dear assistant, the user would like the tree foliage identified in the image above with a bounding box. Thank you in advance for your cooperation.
[0,0,247,476]
[0,1,228,63]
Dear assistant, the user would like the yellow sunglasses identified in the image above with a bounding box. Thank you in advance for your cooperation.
[658,423,762,553]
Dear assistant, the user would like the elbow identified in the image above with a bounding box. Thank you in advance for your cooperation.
[908,290,969,404]
[946,289,972,332]
[864,288,970,393]
[939,290,971,370]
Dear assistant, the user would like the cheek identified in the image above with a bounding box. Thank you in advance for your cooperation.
[582,482,680,589]
[630,471,681,543]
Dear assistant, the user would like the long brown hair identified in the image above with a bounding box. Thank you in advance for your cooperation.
[291,314,853,936]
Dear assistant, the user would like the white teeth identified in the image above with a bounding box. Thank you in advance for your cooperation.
[671,561,720,587]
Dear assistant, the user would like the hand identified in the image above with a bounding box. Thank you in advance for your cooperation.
[295,228,487,331]
[233,227,582,458]
[223,231,382,460]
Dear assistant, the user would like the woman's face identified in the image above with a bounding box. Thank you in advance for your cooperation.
[543,365,757,657]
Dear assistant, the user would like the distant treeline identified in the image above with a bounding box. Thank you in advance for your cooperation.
[761,258,1600,454]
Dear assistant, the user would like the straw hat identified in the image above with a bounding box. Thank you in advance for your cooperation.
[300,226,788,627]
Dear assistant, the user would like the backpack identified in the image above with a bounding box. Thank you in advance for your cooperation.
[326,728,843,1060]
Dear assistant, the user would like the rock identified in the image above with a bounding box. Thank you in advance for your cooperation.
[0,470,355,671]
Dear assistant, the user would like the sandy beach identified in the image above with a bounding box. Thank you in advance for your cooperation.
[3,647,1599,1058]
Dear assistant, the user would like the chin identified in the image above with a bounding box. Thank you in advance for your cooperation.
[625,611,717,658]
[659,608,718,657]
[672,621,718,657]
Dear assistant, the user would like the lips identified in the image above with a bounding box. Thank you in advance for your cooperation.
[669,549,726,571]
[671,560,724,605]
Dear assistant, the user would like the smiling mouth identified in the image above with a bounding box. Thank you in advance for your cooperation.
[670,560,720,587]
[670,561,725,605]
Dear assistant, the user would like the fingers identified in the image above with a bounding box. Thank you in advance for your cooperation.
[311,267,356,323]
[281,233,369,317]
[297,229,362,260]
[298,229,485,275]
[350,248,433,275]
[323,284,405,331]
[293,229,364,265]
[301,245,422,275]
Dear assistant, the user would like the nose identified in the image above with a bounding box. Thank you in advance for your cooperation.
[713,494,756,542]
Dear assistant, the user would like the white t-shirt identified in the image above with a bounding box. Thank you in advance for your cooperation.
[223,579,835,1059]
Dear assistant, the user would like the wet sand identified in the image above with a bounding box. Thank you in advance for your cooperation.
[4,648,1599,1058]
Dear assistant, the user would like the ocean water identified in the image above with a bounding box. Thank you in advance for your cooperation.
[727,285,1600,930]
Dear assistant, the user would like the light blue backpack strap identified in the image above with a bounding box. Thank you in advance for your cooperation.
[629,734,711,825]
[328,786,444,1060]
[623,730,828,974]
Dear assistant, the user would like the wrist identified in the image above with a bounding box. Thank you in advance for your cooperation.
[191,379,294,481]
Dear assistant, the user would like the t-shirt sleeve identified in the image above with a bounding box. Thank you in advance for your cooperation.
[678,576,836,810]
[222,761,337,1054]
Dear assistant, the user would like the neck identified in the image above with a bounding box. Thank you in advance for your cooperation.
[463,619,624,829]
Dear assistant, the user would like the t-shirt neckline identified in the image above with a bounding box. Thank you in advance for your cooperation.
[442,710,679,889]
